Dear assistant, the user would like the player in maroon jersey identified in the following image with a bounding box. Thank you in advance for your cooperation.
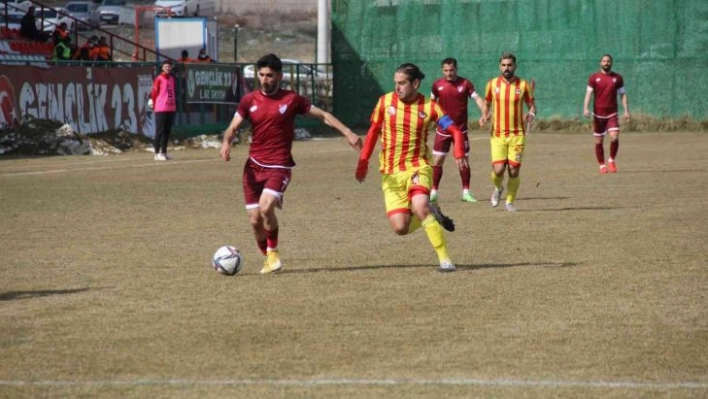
[429,58,485,202]
[583,54,630,174]
[220,53,362,274]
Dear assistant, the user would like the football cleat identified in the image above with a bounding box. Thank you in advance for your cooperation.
[461,192,477,202]
[430,190,438,203]
[438,260,456,272]
[607,161,617,173]
[429,202,455,232]
[599,164,608,174]
[505,202,517,212]
[260,250,282,274]
[490,186,504,207]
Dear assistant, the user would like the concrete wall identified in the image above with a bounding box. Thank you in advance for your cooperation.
[216,0,316,14]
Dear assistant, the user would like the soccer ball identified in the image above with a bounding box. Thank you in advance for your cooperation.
[212,245,243,275]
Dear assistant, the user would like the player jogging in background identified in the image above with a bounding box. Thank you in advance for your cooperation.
[480,53,536,212]
[430,57,485,203]
[220,53,361,274]
[583,53,630,174]
[355,63,468,272]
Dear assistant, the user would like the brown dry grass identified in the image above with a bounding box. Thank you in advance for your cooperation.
[1,132,707,398]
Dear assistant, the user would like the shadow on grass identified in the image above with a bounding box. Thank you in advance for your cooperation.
[246,261,578,275]
[616,169,706,174]
[533,206,619,212]
[0,288,91,301]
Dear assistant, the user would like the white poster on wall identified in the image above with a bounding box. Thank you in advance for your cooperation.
[155,17,217,62]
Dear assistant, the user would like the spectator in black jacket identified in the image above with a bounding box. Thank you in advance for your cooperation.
[20,6,49,42]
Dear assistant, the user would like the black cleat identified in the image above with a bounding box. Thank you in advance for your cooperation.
[429,202,455,232]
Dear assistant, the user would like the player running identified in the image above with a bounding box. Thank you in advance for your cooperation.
[430,57,485,203]
[220,54,361,274]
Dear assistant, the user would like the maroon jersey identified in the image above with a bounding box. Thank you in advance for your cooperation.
[236,89,311,168]
[430,76,477,133]
[587,71,625,117]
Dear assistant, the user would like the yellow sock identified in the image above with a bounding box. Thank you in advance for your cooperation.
[421,215,450,262]
[407,214,422,234]
[490,171,504,189]
[507,176,520,203]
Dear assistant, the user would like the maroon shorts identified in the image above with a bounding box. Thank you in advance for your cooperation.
[593,114,620,136]
[432,129,470,156]
[242,159,292,208]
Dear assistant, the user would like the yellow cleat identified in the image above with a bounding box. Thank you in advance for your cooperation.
[260,250,282,274]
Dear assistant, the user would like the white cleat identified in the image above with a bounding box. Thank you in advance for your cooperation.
[154,153,167,161]
[438,260,456,272]
[505,202,517,212]
[491,186,504,207]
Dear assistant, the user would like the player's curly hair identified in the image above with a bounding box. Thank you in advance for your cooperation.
[396,63,425,82]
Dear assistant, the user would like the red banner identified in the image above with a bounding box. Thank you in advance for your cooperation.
[0,65,155,136]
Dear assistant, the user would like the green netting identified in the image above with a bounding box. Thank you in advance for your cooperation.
[332,0,708,127]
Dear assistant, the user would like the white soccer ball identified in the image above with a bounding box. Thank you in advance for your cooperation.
[212,245,243,275]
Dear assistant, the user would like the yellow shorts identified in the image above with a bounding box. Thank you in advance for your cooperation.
[490,135,525,167]
[381,166,433,217]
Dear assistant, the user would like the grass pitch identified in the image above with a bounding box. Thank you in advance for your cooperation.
[1,132,706,398]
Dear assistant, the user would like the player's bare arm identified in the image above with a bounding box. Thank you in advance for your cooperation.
[472,93,485,114]
[621,92,630,121]
[525,100,537,124]
[480,101,491,126]
[583,88,593,118]
[307,106,363,151]
[220,113,244,162]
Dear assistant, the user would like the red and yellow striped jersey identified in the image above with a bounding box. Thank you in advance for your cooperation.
[367,93,445,174]
[484,76,534,137]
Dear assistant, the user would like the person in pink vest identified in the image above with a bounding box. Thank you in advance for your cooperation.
[148,60,177,161]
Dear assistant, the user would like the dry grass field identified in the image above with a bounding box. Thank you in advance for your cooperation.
[1,132,707,398]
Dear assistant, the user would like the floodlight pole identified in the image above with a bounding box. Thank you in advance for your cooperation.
[316,0,329,64]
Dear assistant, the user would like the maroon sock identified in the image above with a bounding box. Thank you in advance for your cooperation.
[460,166,471,190]
[610,140,619,160]
[432,165,443,190]
[265,228,279,251]
[257,239,267,256]
[595,143,605,164]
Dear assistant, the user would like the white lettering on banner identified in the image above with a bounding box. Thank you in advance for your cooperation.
[19,81,141,134]
[121,83,137,133]
[194,70,229,87]
[110,84,122,132]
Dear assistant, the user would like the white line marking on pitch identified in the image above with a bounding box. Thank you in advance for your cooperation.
[0,378,706,390]
[0,158,219,177]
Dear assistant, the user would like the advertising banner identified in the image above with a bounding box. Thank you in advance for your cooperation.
[0,65,155,136]
[184,63,245,104]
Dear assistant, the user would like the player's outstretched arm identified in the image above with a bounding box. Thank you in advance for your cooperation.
[307,106,362,151]
[221,113,244,162]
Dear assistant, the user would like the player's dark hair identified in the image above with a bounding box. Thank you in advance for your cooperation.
[442,57,457,67]
[396,63,425,82]
[257,53,282,73]
[500,52,517,64]
[601,53,613,62]
[161,60,171,67]
[181,49,188,58]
